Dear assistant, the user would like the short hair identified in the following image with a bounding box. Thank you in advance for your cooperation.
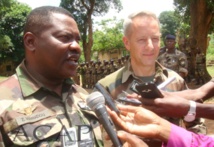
[123,10,160,36]
[24,6,74,35]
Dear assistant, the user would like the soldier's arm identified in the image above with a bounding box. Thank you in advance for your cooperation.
[196,103,214,119]
[172,80,214,102]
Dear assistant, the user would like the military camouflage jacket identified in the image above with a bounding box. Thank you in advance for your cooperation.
[0,61,103,147]
[98,60,187,126]
[158,49,188,76]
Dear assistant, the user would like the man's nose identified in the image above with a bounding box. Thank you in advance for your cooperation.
[69,41,81,53]
[147,39,154,49]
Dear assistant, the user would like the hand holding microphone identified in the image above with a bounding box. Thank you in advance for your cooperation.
[86,92,122,147]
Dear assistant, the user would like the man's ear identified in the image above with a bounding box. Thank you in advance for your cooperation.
[122,36,130,51]
[23,32,36,51]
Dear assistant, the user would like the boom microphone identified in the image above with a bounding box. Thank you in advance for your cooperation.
[86,92,122,147]
[94,83,120,114]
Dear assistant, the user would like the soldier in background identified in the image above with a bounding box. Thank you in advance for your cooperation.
[158,34,188,78]
[116,58,123,70]
[109,59,116,74]
[121,56,126,66]
[96,60,103,82]
[91,61,97,88]
[184,38,194,83]
[88,60,94,88]
[103,60,110,77]
[195,48,206,85]
[85,62,90,88]
[78,62,86,87]
[159,46,167,56]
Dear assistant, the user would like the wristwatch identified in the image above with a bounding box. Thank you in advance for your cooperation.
[184,100,196,122]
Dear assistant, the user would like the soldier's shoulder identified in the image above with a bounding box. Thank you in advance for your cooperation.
[167,69,185,81]
[98,67,125,87]
[0,74,20,91]
[176,50,187,57]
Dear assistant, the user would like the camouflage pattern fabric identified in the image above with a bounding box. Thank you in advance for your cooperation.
[0,60,104,147]
[158,49,188,77]
[195,53,206,84]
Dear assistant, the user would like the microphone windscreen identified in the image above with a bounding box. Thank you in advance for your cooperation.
[86,91,105,110]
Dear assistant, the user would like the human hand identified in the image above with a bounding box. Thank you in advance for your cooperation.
[117,130,148,147]
[140,91,189,117]
[108,105,170,142]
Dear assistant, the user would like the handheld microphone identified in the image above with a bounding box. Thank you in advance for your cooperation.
[86,92,122,147]
[94,83,120,114]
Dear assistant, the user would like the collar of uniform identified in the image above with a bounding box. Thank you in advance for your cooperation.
[121,60,134,83]
[16,60,74,98]
[121,60,169,83]
[155,61,169,77]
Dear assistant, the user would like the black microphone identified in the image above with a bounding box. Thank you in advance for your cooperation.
[86,92,122,147]
[94,83,120,114]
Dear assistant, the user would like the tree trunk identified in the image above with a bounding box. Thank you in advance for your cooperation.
[82,0,95,62]
[189,0,213,82]
[83,13,93,62]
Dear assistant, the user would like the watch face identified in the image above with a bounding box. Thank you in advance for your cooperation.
[184,113,196,122]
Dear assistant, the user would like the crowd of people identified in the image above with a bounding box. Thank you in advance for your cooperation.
[0,5,212,147]
[77,55,129,88]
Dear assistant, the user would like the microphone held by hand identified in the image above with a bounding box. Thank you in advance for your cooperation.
[86,92,122,147]
[94,83,120,114]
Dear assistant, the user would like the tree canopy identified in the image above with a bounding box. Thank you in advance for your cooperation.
[93,17,124,52]
[60,0,122,62]
[0,0,31,63]
[159,11,180,39]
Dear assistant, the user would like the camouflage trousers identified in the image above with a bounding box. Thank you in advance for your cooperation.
[183,118,207,134]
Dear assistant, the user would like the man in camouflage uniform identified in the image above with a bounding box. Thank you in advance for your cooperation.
[116,58,123,70]
[103,60,110,77]
[0,6,104,147]
[85,62,90,88]
[158,34,188,79]
[96,10,206,147]
[78,62,86,88]
[195,48,206,85]
[96,61,103,82]
[109,59,116,74]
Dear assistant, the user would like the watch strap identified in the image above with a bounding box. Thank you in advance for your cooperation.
[188,100,196,114]
[184,100,196,122]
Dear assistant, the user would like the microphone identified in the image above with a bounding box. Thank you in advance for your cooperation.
[86,92,122,147]
[94,83,120,114]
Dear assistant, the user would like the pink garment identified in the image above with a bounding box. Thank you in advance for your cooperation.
[163,124,214,147]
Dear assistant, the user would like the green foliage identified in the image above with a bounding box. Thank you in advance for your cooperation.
[159,11,180,39]
[207,66,214,77]
[0,35,13,52]
[93,18,124,52]
[0,1,31,63]
[0,0,14,19]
